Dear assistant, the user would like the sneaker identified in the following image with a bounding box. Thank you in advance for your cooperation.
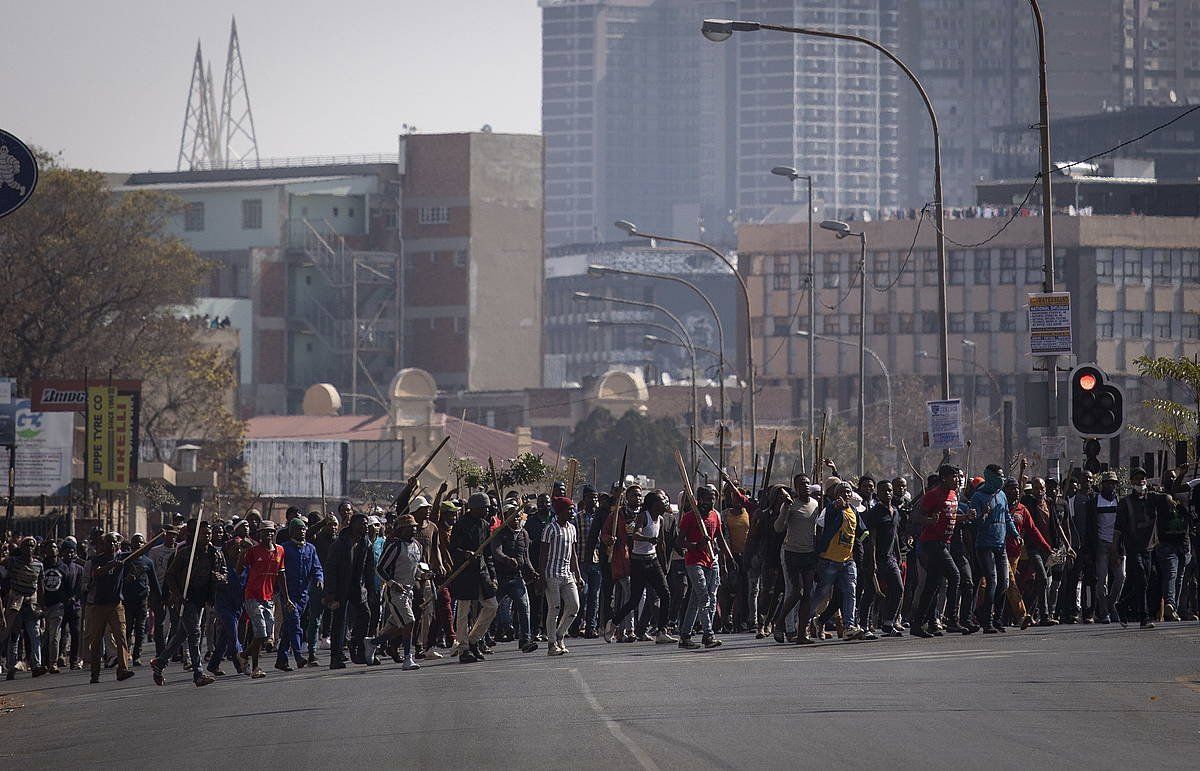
[90,674,100,684]
[846,626,867,641]
[274,659,294,672]
[584,628,599,639]
[250,669,266,679]
[556,637,570,655]
[521,641,540,653]
[116,670,135,682]
[636,631,654,642]
[402,656,420,671]
[678,636,702,650]
[1165,606,1181,622]
[946,623,963,634]
[194,673,215,687]
[548,645,565,656]
[882,627,904,638]
[207,667,226,676]
[48,664,61,674]
[795,634,816,644]
[702,635,722,649]
[773,629,786,644]
[1140,621,1156,629]
[318,637,331,650]
[602,620,616,643]
[911,627,933,639]
[655,632,678,644]
[994,623,1007,633]
[861,630,878,641]
[150,659,165,686]
[5,671,14,681]
[329,658,348,669]
[131,658,142,668]
[1037,618,1057,627]
[32,666,47,678]
[982,624,998,634]
[70,660,83,671]
[424,649,444,660]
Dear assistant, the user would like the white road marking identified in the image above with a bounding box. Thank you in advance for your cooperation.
[570,667,661,771]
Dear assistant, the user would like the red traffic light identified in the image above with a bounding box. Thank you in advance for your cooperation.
[1078,373,1097,391]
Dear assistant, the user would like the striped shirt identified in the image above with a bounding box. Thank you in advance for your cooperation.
[5,557,42,597]
[377,537,423,587]
[541,520,577,579]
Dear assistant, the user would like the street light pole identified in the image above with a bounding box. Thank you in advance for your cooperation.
[963,339,978,441]
[702,18,950,412]
[796,331,892,451]
[574,291,700,467]
[587,264,726,430]
[1029,0,1060,479]
[819,219,867,477]
[770,166,816,445]
[613,221,756,470]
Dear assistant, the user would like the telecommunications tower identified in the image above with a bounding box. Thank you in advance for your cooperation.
[177,17,260,170]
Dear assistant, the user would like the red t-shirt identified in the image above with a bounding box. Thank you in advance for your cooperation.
[681,508,719,568]
[243,543,284,602]
[919,486,958,544]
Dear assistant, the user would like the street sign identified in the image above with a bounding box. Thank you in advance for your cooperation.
[1040,434,1067,461]
[0,129,38,219]
[30,378,142,412]
[926,399,964,450]
[1028,292,1072,356]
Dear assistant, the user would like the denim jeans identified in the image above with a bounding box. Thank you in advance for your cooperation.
[1156,542,1191,610]
[681,564,720,636]
[158,601,204,678]
[1094,542,1126,621]
[41,603,65,666]
[668,560,688,630]
[578,563,602,631]
[210,602,242,670]
[5,603,42,670]
[810,558,858,625]
[976,546,1010,626]
[496,575,532,643]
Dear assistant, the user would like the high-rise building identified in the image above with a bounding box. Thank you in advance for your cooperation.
[897,0,1200,208]
[735,0,901,222]
[540,0,737,248]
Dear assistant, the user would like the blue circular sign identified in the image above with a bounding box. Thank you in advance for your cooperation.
[0,129,38,219]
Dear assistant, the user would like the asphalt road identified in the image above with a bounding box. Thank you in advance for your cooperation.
[3,623,1198,769]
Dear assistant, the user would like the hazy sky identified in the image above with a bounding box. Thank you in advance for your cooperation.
[8,1,542,172]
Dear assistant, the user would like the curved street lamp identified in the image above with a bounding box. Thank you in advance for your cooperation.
[613,219,757,469]
[701,18,951,411]
[819,219,868,477]
[586,264,726,428]
[795,331,892,453]
[770,166,816,444]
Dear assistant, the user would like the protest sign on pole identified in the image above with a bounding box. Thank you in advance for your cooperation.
[926,399,965,450]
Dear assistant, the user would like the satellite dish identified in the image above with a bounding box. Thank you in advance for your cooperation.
[481,124,493,133]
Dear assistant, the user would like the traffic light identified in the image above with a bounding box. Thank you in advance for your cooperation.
[1068,363,1124,438]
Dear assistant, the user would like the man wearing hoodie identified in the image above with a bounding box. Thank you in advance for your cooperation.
[912,466,965,638]
[971,465,1021,633]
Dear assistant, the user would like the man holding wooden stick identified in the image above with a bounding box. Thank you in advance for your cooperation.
[152,520,226,687]
[448,493,499,663]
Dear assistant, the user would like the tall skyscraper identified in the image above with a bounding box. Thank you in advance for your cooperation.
[540,0,737,248]
[735,0,901,222]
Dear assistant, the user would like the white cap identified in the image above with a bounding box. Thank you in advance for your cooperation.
[407,495,431,513]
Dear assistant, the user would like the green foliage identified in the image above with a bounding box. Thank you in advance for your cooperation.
[1131,355,1200,447]
[450,452,553,492]
[567,408,686,487]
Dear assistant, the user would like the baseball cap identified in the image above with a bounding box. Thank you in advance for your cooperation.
[408,495,431,513]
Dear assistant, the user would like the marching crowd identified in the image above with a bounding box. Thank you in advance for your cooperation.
[2,456,1197,688]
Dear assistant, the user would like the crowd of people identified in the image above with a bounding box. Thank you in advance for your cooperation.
[2,455,1197,687]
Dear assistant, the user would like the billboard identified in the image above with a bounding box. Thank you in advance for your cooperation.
[0,399,74,497]
[244,439,347,498]
[87,385,137,490]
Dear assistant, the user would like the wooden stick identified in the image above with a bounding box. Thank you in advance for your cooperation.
[394,434,452,511]
[674,448,714,561]
[319,462,327,519]
[180,504,203,603]
[566,458,579,499]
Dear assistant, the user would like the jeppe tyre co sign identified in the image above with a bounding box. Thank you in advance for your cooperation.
[0,129,38,219]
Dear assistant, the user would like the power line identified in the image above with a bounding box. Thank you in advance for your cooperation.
[873,204,928,292]
[818,269,860,311]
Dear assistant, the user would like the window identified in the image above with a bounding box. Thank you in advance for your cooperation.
[922,252,938,286]
[949,313,966,333]
[1097,311,1114,338]
[1183,314,1200,339]
[1000,312,1016,332]
[773,317,791,337]
[1124,250,1144,280]
[922,311,939,333]
[898,313,914,333]
[1025,249,1042,285]
[974,252,992,284]
[184,202,205,231]
[419,206,450,225]
[823,315,842,334]
[999,250,1016,284]
[1152,250,1172,280]
[873,254,891,289]
[348,208,355,218]
[823,255,841,288]
[332,207,340,217]
[974,313,992,332]
[1182,250,1199,281]
[1123,312,1144,338]
[773,255,791,290]
[873,315,891,334]
[949,252,966,285]
[1153,311,1172,338]
[1096,248,1114,279]
[241,199,262,230]
[454,249,468,268]
[849,314,862,334]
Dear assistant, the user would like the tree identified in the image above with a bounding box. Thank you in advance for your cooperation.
[568,408,686,487]
[1130,354,1200,450]
[0,158,245,493]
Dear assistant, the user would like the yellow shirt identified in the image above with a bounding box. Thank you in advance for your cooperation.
[723,507,751,554]
[820,505,857,564]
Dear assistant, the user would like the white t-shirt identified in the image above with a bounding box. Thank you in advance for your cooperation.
[1096,494,1118,543]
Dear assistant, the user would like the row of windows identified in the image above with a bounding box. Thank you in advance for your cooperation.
[1096,311,1200,340]
[1095,248,1200,282]
[183,199,264,232]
